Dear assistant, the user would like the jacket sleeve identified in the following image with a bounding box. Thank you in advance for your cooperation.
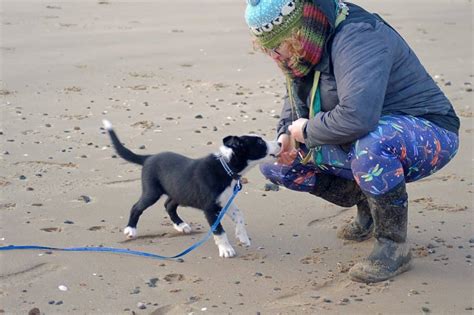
[304,21,393,147]
[276,93,294,139]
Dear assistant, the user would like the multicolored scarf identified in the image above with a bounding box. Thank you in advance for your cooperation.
[274,1,330,78]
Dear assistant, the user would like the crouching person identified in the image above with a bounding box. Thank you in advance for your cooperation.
[245,0,460,282]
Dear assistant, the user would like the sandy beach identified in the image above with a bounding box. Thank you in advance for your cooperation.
[1,0,473,313]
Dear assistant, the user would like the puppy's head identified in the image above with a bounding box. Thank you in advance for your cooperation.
[221,135,281,174]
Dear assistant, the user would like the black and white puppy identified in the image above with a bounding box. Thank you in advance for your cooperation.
[102,120,280,258]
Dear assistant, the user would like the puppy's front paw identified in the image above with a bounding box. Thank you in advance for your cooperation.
[214,233,235,258]
[123,226,137,239]
[218,244,236,258]
[173,222,192,234]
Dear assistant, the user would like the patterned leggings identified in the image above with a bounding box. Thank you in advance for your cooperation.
[260,115,459,195]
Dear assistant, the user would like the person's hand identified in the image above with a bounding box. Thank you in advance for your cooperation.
[277,133,297,165]
[288,118,308,143]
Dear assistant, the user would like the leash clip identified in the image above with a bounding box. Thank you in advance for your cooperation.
[235,179,243,192]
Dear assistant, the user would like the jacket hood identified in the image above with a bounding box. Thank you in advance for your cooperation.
[312,0,339,29]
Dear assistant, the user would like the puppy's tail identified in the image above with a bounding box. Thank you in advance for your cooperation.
[102,120,150,165]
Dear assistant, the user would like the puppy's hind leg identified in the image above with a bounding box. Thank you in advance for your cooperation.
[124,186,162,239]
[164,197,191,234]
[205,205,235,258]
[226,204,251,247]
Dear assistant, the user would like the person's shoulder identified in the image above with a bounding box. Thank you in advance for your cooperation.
[330,19,393,61]
[333,3,380,37]
[332,21,378,51]
[336,21,375,37]
[339,3,378,28]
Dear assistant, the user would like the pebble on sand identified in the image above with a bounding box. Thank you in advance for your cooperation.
[146,278,159,288]
[28,308,40,315]
[79,195,92,203]
[264,183,279,191]
[58,285,68,291]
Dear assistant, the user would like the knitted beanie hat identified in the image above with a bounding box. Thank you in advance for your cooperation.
[245,0,330,78]
[245,0,304,49]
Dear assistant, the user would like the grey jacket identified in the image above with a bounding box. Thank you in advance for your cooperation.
[277,2,460,148]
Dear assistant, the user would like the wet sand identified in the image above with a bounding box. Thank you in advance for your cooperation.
[1,0,473,313]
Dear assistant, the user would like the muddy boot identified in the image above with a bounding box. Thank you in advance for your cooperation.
[310,174,365,208]
[349,182,411,283]
[336,198,373,241]
[310,174,374,241]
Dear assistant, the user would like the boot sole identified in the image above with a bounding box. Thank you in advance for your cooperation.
[349,259,411,283]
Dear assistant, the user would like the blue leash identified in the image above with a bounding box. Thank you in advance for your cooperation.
[0,180,242,262]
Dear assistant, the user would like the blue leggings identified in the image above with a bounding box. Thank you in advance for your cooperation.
[260,115,459,195]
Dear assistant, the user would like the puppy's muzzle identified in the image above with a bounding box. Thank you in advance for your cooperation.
[269,141,282,158]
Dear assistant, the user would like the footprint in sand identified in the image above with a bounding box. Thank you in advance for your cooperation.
[0,262,62,282]
[40,227,62,232]
[163,273,184,283]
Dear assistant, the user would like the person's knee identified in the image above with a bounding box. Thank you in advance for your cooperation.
[259,162,274,178]
[350,135,405,195]
[260,162,318,192]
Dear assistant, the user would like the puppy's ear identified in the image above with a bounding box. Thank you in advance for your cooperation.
[223,136,240,148]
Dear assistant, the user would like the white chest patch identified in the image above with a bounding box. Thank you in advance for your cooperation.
[217,180,237,207]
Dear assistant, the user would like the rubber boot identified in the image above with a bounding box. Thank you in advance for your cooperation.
[349,181,411,283]
[310,174,373,241]
[311,173,365,208]
[336,198,373,241]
